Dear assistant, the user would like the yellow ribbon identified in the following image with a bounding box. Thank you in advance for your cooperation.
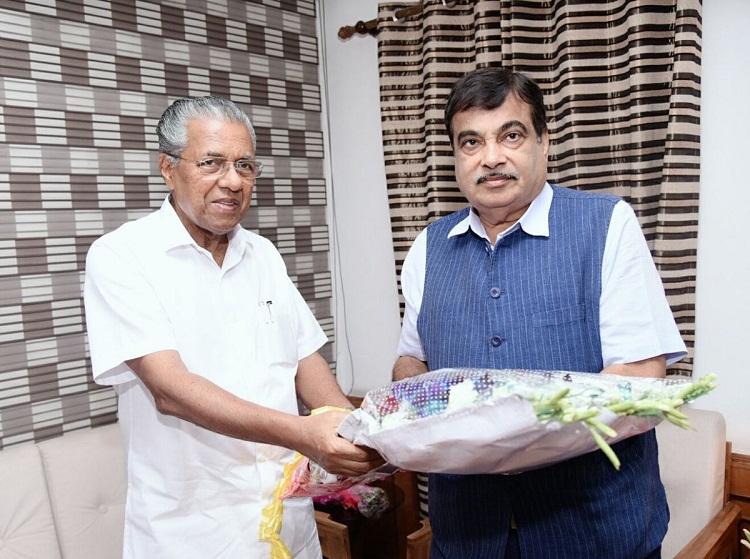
[258,405,352,558]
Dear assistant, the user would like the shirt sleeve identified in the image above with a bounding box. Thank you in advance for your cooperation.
[287,275,328,360]
[599,201,687,367]
[396,229,428,361]
[84,239,177,385]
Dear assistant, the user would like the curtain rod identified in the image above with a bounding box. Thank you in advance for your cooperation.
[337,4,423,39]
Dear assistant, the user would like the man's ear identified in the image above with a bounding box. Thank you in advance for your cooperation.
[540,130,550,157]
[159,153,176,191]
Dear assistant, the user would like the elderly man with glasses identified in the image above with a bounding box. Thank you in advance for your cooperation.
[83,96,381,559]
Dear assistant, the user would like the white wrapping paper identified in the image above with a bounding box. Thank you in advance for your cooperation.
[337,368,702,474]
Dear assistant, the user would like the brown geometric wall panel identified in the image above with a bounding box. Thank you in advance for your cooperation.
[0,0,331,447]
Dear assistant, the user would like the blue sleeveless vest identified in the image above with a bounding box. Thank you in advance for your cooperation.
[418,186,668,559]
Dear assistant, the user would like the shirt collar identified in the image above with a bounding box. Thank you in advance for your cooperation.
[447,182,553,243]
[155,195,255,256]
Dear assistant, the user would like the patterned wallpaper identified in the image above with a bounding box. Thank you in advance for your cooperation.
[0,0,332,448]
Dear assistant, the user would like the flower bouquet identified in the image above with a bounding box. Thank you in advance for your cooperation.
[279,455,398,499]
[337,368,717,473]
[264,370,714,558]
[313,484,390,520]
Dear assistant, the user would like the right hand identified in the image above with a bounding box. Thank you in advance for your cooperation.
[295,410,384,477]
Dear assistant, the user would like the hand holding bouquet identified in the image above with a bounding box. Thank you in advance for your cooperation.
[265,369,715,558]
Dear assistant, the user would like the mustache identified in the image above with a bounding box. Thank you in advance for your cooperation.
[476,172,519,185]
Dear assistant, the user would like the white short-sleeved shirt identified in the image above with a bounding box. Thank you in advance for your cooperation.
[397,183,687,367]
[84,197,326,559]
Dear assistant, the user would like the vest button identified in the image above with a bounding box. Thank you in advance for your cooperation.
[489,287,502,298]
[490,335,504,347]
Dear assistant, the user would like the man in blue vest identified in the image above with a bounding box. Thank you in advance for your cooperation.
[393,67,687,559]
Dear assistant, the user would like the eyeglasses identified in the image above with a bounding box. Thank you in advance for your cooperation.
[167,154,263,179]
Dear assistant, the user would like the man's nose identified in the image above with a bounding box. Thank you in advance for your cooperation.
[482,141,508,168]
[219,164,245,191]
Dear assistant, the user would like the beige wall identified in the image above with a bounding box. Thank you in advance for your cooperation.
[318,0,402,396]
[692,0,750,453]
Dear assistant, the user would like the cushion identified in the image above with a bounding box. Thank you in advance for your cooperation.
[37,424,126,559]
[657,407,725,558]
[0,443,61,559]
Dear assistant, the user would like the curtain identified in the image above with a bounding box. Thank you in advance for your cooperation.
[377,0,701,377]
[0,0,332,448]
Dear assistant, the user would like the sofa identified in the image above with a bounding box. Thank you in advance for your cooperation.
[0,423,125,559]
[0,407,739,559]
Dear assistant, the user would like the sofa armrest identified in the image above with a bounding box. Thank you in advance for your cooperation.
[406,518,432,559]
[674,501,741,559]
[315,510,352,559]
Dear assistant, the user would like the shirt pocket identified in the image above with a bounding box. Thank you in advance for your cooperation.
[249,306,299,412]
[255,298,298,368]
[532,304,587,327]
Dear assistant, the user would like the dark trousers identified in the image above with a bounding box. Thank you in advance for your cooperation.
[503,531,661,559]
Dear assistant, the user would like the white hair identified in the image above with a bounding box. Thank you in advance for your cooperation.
[156,96,257,160]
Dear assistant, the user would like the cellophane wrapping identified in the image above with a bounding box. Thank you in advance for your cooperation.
[336,368,715,475]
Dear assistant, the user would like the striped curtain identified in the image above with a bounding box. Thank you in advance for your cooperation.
[0,0,332,448]
[377,0,701,377]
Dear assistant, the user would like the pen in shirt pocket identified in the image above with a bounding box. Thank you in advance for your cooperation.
[259,299,274,324]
